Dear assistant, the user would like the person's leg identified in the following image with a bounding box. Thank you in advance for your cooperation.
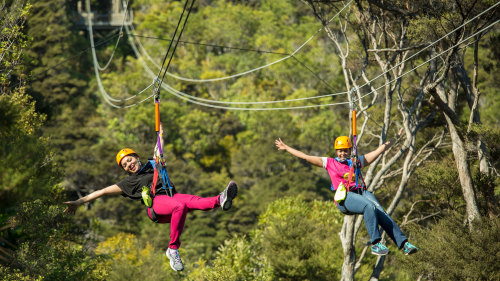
[341,192,382,244]
[151,195,188,250]
[152,181,238,249]
[172,193,220,211]
[219,181,238,210]
[151,195,187,271]
[171,181,238,212]
[362,191,408,248]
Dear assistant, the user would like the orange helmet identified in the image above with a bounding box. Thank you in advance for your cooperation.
[116,148,138,166]
[334,136,352,149]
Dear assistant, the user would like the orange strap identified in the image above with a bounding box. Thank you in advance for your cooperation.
[155,102,160,132]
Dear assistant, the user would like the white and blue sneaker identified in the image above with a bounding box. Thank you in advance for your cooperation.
[166,248,184,271]
[219,181,238,211]
[371,242,390,256]
[403,241,418,255]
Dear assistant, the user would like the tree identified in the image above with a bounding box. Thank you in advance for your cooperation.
[94,233,171,281]
[299,1,452,279]
[25,0,87,115]
[9,198,107,281]
[187,197,347,281]
[415,0,499,225]
[396,214,500,280]
[0,0,61,206]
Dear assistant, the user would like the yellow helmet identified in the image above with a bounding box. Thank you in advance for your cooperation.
[334,136,352,149]
[116,148,137,166]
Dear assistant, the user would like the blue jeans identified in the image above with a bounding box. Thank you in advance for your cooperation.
[337,189,407,248]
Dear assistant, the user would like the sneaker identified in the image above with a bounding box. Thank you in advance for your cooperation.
[166,248,184,271]
[219,181,238,211]
[403,241,418,255]
[371,242,390,256]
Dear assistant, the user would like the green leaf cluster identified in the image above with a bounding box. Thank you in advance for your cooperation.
[1,0,499,279]
[396,214,500,280]
[8,199,107,281]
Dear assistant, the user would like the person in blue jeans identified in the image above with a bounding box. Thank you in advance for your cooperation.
[275,131,418,256]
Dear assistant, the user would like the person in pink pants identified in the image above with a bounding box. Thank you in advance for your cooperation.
[63,125,238,272]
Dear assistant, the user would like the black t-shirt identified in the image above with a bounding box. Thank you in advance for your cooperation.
[116,161,172,200]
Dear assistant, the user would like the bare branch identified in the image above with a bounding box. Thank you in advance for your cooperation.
[354,242,370,271]
[367,43,429,53]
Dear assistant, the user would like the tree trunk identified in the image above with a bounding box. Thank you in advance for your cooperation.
[339,215,357,281]
[426,53,482,225]
[443,114,481,224]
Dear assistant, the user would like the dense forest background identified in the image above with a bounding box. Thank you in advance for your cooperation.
[1,0,499,280]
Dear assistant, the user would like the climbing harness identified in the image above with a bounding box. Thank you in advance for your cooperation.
[152,79,175,199]
[333,88,366,207]
[144,157,175,222]
[347,88,367,192]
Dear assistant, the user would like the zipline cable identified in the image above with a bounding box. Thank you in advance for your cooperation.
[22,33,119,89]
[152,0,197,197]
[96,0,130,71]
[126,1,498,106]
[353,1,500,94]
[86,0,151,107]
[105,11,496,110]
[130,0,353,83]
[163,20,498,111]
[126,24,347,105]
[99,1,497,109]
[130,32,290,55]
[87,0,126,105]
[352,19,499,105]
[127,20,494,110]
[155,0,195,92]
[129,26,337,92]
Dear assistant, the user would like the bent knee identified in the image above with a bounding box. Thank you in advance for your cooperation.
[172,202,188,212]
[363,204,377,213]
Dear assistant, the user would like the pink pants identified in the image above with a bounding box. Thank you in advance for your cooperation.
[147,193,220,249]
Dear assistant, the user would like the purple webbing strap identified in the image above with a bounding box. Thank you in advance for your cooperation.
[353,135,358,157]
[156,131,163,157]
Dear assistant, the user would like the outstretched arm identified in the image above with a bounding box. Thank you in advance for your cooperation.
[275,138,323,167]
[63,184,123,214]
[363,128,403,165]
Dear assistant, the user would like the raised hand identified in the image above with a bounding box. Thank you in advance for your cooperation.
[275,138,288,151]
[63,200,81,215]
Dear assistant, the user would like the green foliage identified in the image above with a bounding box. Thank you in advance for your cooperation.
[2,0,498,279]
[0,1,60,207]
[0,265,42,281]
[396,214,500,280]
[0,1,30,88]
[187,197,345,280]
[25,0,87,113]
[256,197,343,281]
[94,232,173,281]
[11,199,106,281]
[468,123,500,170]
[411,158,465,215]
[187,235,274,281]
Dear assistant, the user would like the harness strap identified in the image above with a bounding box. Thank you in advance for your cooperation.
[347,162,355,192]
[151,161,158,197]
[149,159,174,197]
[148,207,159,223]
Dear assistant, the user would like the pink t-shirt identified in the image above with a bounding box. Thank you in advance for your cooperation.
[322,156,366,191]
